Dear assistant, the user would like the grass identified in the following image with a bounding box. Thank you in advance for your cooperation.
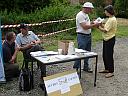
[17,22,128,65]
[116,25,128,37]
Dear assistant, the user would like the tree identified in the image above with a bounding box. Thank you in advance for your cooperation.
[94,0,105,17]
[114,0,128,18]
[0,0,50,13]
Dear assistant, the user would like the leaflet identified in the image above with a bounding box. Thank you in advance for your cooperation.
[94,17,104,23]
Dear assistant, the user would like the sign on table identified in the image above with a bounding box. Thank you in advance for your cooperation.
[43,70,83,96]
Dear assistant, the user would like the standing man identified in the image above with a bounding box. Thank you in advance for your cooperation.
[73,2,100,72]
[3,32,20,81]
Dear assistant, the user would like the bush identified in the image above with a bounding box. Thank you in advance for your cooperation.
[114,0,128,18]
[0,4,80,35]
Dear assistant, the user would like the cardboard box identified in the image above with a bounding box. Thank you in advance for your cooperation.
[58,40,70,55]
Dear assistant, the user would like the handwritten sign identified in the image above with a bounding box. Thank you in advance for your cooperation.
[43,70,83,96]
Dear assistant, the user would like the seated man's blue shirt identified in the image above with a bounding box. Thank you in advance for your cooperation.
[16,31,40,47]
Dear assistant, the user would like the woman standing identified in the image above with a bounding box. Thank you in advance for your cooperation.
[98,5,117,78]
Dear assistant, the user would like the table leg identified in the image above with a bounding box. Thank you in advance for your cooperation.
[79,59,81,79]
[31,61,34,89]
[44,88,47,96]
[94,55,98,87]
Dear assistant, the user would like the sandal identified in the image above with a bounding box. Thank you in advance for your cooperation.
[99,70,109,73]
[105,73,114,78]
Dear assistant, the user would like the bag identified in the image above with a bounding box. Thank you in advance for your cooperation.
[19,61,32,91]
[58,40,70,55]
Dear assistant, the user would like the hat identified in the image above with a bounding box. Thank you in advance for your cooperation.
[19,23,28,29]
[83,2,94,8]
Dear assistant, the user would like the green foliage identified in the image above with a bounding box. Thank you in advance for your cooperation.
[0,4,80,35]
[0,4,79,24]
[94,0,105,17]
[0,0,50,13]
[114,0,128,18]
[116,25,128,37]
[50,0,70,5]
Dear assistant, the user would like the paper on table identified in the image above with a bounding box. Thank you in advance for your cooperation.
[55,55,78,60]
[94,17,104,23]
[30,51,45,56]
[75,48,88,53]
[34,56,59,63]
[44,51,58,55]
[84,52,97,56]
[30,51,58,57]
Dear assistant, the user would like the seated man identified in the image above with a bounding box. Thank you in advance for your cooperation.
[2,32,20,81]
[16,23,46,89]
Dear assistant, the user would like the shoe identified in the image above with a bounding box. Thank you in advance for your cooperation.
[39,83,45,90]
[105,73,114,78]
[83,68,93,73]
[99,70,109,73]
[73,68,79,71]
[0,81,6,84]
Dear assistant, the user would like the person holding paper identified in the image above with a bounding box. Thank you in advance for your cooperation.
[2,32,20,81]
[98,5,117,78]
[73,2,100,72]
[16,23,44,60]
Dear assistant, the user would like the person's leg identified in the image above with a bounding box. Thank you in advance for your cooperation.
[23,45,44,68]
[103,40,109,71]
[83,35,91,70]
[4,63,20,81]
[74,34,91,72]
[106,37,115,73]
[99,40,110,73]
[73,34,86,69]
[39,63,46,77]
[39,62,46,91]
[26,45,44,58]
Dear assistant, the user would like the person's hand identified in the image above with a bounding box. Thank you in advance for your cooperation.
[91,18,96,24]
[15,46,21,51]
[32,40,42,44]
[9,56,16,64]
[31,40,36,45]
[27,43,33,48]
[93,23,101,28]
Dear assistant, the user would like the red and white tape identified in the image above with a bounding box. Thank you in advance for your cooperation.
[1,18,75,29]
[38,27,76,37]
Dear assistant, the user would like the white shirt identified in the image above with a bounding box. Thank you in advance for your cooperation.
[76,11,91,34]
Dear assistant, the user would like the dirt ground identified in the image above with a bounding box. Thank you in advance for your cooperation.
[0,37,128,96]
[82,37,128,96]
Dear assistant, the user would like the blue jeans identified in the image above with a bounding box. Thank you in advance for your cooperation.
[73,33,91,69]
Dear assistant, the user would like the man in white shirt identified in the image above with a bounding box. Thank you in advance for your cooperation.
[73,2,100,72]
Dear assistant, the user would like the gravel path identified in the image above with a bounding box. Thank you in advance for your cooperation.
[0,37,128,96]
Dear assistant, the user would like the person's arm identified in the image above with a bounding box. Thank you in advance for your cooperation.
[16,34,33,51]
[9,43,20,64]
[31,31,42,45]
[98,26,107,33]
[80,22,100,30]
[31,40,42,45]
[77,14,100,30]
[19,43,33,51]
[9,47,20,64]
